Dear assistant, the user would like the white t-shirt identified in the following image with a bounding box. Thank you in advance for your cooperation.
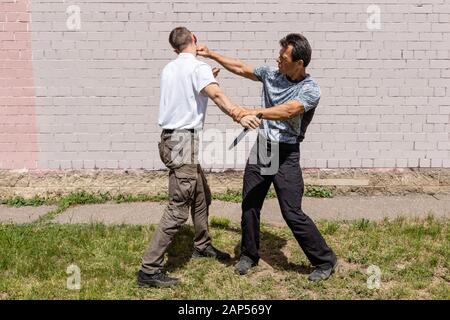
[158,53,217,130]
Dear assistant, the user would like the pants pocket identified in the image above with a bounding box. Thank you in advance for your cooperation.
[160,137,179,169]
[160,133,196,170]
[169,168,198,205]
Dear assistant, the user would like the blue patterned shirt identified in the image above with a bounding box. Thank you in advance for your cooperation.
[254,66,321,144]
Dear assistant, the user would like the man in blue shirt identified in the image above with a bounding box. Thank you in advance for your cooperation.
[197,33,337,282]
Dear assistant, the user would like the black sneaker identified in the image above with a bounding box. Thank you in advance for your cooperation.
[234,255,257,275]
[137,270,179,288]
[191,244,231,261]
[307,262,338,282]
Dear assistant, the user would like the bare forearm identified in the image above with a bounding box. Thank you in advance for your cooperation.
[250,104,305,120]
[211,92,236,117]
[209,51,247,77]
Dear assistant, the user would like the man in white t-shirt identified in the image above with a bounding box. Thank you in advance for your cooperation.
[137,27,261,288]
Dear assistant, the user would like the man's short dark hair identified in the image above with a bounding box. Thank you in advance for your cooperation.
[279,33,312,67]
[169,27,193,52]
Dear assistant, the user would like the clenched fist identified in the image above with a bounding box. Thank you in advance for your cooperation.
[196,44,212,58]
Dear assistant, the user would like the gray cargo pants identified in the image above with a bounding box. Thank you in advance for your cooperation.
[141,129,212,275]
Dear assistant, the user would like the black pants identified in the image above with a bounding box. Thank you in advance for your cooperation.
[241,139,337,269]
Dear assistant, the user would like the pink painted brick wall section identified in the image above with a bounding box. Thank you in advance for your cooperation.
[0,0,38,169]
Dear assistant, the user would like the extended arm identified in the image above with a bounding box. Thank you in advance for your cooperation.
[201,83,236,116]
[201,83,261,129]
[234,100,306,121]
[197,45,259,81]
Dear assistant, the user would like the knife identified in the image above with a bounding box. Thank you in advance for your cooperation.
[228,113,263,150]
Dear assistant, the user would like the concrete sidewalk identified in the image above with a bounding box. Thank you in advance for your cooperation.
[1,194,449,225]
[0,205,57,224]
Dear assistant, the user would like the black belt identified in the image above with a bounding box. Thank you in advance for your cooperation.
[162,129,196,134]
[257,134,299,149]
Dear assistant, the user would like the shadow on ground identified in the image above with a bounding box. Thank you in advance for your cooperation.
[163,224,312,274]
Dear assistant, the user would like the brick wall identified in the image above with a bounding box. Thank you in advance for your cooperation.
[1,0,449,170]
[0,0,39,169]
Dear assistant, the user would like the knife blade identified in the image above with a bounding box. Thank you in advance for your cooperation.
[228,113,263,150]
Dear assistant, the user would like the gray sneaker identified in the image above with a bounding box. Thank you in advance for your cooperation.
[234,255,257,275]
[308,262,337,282]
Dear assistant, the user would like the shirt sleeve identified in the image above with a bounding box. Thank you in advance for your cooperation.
[193,64,218,95]
[293,83,321,112]
[253,65,271,82]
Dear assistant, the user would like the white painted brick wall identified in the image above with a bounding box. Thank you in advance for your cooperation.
[1,0,448,170]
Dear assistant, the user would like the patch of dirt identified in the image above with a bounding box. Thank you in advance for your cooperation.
[379,280,399,292]
[410,268,449,300]
[433,266,449,280]
[280,246,292,260]
[246,259,294,299]
[248,259,285,282]
[395,262,411,271]
[0,292,8,300]
[411,286,432,300]
[335,258,365,274]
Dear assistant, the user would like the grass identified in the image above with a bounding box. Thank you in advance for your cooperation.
[0,192,169,208]
[1,190,447,299]
[304,186,334,198]
[2,195,49,207]
[1,186,333,210]
[0,216,448,299]
[212,189,278,203]
[210,216,232,229]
